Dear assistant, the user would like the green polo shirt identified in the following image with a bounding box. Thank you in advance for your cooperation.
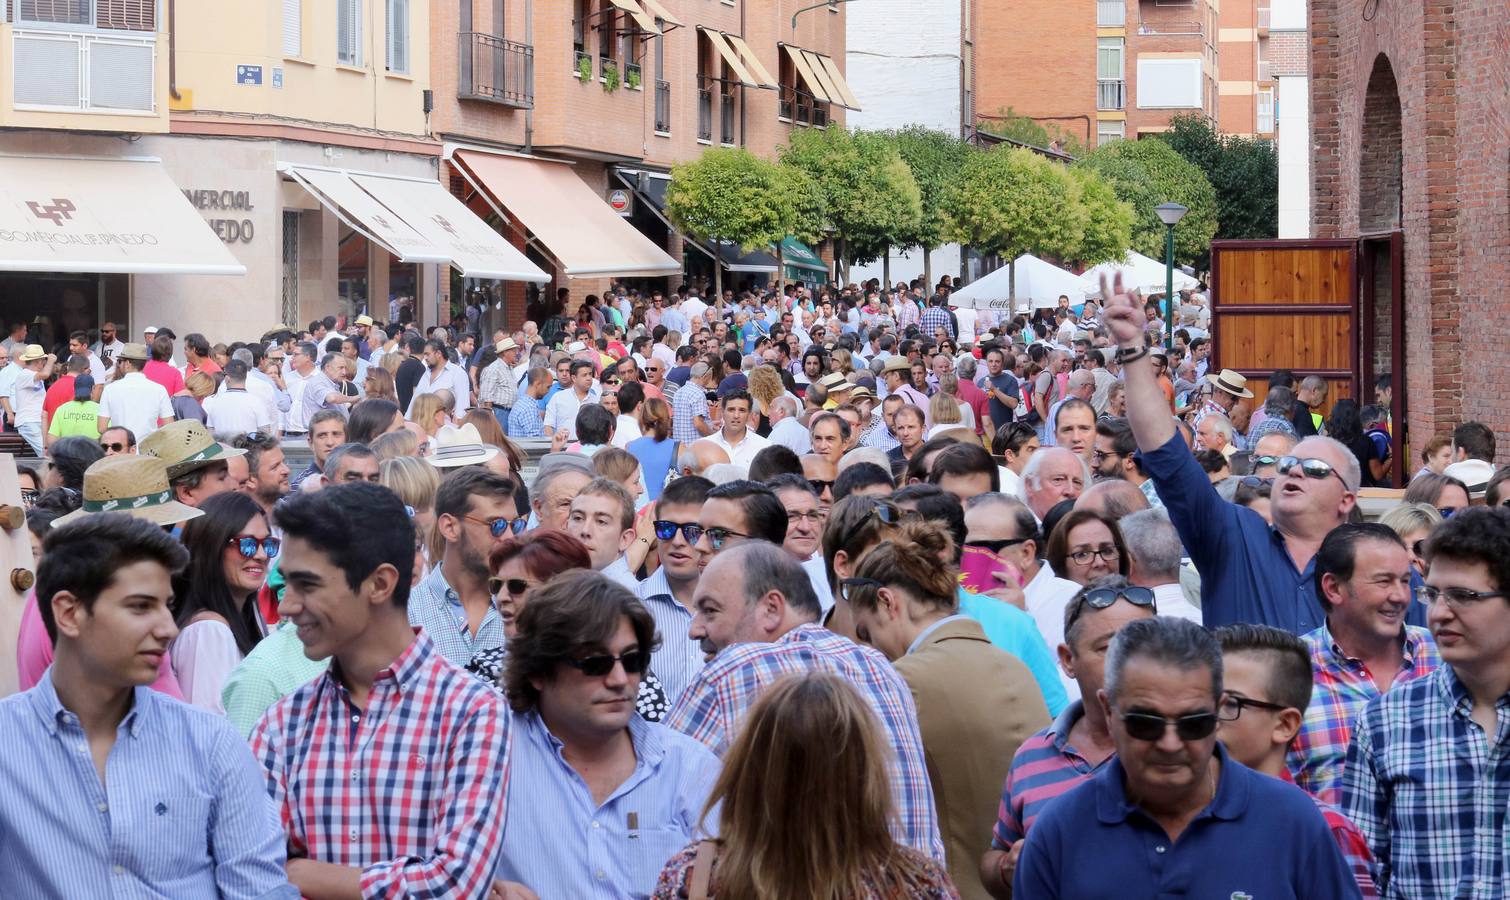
[221,619,329,738]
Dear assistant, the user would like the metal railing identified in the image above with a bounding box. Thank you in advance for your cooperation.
[655,79,671,132]
[1097,0,1126,26]
[1257,6,1270,32]
[719,82,736,144]
[1097,79,1126,110]
[1257,59,1272,81]
[780,85,829,127]
[1136,19,1202,35]
[697,85,713,141]
[13,28,157,113]
[458,32,533,108]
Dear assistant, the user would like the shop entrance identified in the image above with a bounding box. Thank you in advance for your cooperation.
[0,273,129,358]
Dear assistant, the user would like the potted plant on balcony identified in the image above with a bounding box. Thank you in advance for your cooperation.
[626,66,642,91]
[577,53,592,82]
[603,61,621,93]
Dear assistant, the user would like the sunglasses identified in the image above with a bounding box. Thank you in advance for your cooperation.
[1436,507,1460,520]
[564,649,652,677]
[100,441,128,453]
[1275,456,1347,487]
[1119,709,1220,742]
[964,537,1033,555]
[1250,454,1280,469]
[1063,586,1156,634]
[653,520,701,544]
[839,576,885,602]
[467,514,526,538]
[807,478,835,495]
[227,535,281,559]
[20,487,38,507]
[488,577,533,597]
[1238,475,1274,488]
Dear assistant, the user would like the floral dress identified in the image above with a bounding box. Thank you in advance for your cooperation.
[652,842,960,899]
[464,646,670,722]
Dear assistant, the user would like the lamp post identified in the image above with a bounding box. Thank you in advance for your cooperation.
[1154,202,1188,350]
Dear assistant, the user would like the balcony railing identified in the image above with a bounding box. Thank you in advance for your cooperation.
[1257,6,1270,33]
[625,61,642,90]
[1097,0,1126,27]
[13,29,156,113]
[1257,60,1272,81]
[697,85,713,141]
[780,85,828,127]
[1136,19,1203,36]
[655,79,671,133]
[719,82,736,144]
[1097,79,1126,110]
[1257,111,1275,133]
[458,32,533,108]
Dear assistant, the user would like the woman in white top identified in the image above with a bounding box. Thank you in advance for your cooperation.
[171,491,273,713]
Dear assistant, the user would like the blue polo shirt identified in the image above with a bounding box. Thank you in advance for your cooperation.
[1015,744,1363,900]
[1141,433,1325,633]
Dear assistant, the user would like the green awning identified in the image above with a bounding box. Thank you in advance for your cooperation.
[780,236,827,274]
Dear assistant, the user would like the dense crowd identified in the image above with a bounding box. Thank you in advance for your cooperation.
[1,273,1506,899]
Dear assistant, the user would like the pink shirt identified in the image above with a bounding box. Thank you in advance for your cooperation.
[17,591,185,699]
[143,359,185,396]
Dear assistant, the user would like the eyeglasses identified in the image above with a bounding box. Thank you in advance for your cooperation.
[1119,709,1220,742]
[1068,545,1121,566]
[1218,693,1290,722]
[1436,507,1460,520]
[564,649,652,677]
[1091,450,1123,464]
[227,535,281,559]
[20,487,38,507]
[807,478,835,495]
[1238,475,1274,488]
[785,508,826,524]
[1420,585,1508,608]
[1250,454,1280,469]
[839,576,885,602]
[466,514,526,538]
[1063,586,1156,634]
[488,577,533,598]
[1275,456,1348,488]
[964,537,1032,555]
[99,441,127,452]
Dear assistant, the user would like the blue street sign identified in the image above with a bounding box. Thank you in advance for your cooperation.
[236,65,263,86]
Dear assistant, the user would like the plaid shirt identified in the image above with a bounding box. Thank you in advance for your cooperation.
[477,359,517,410]
[895,297,921,330]
[507,397,544,438]
[1343,663,1510,899]
[670,381,709,445]
[1278,769,1379,899]
[1288,623,1440,807]
[664,623,943,860]
[920,305,954,340]
[251,631,511,899]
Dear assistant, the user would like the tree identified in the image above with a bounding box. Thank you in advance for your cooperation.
[976,107,1089,158]
[1074,139,1218,267]
[779,127,923,283]
[1157,113,1278,244]
[665,147,802,296]
[886,126,978,285]
[1065,166,1135,267]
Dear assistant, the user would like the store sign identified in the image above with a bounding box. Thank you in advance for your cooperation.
[184,189,256,243]
[607,188,632,216]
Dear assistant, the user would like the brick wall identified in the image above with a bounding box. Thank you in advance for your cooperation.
[1309,0,1510,455]
[974,0,1097,149]
[1268,31,1306,77]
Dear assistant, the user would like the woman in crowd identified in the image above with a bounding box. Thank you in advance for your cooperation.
[363,366,399,405]
[821,494,913,639]
[370,427,421,460]
[1045,509,1129,587]
[1325,398,1387,487]
[1414,433,1452,479]
[347,398,403,445]
[653,672,958,899]
[927,392,964,440]
[627,396,677,502]
[16,464,41,507]
[746,365,785,437]
[469,532,670,720]
[40,435,102,495]
[408,392,455,451]
[175,372,214,424]
[1402,472,1471,518]
[171,491,273,712]
[461,409,532,519]
[594,446,647,508]
[1379,502,1442,578]
[380,455,440,568]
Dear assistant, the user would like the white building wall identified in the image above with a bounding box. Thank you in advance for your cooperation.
[847,0,963,286]
[1272,0,1310,238]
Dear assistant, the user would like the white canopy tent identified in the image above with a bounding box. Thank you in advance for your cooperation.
[1079,251,1199,298]
[950,254,1087,312]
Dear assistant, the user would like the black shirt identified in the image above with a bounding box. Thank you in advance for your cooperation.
[395,357,425,411]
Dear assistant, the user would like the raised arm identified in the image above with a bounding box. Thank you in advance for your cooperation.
[1099,274,1175,452]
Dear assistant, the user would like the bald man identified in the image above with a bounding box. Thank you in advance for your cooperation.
[1074,479,1151,522]
[678,439,731,479]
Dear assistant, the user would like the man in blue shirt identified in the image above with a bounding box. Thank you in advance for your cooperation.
[1014,617,1361,899]
[1102,274,1359,633]
[496,570,720,897]
[0,513,295,898]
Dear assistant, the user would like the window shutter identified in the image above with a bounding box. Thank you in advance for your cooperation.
[337,0,360,66]
[282,0,302,57]
[386,0,409,74]
[96,0,155,29]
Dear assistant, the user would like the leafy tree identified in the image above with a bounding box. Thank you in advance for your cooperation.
[977,107,1089,158]
[1074,139,1218,266]
[665,147,802,295]
[1065,166,1135,267]
[886,126,978,284]
[779,128,923,282]
[1157,113,1278,243]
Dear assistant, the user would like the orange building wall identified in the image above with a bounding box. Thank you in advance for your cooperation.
[973,0,1098,150]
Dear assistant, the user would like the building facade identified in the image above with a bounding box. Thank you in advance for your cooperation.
[1270,0,1309,238]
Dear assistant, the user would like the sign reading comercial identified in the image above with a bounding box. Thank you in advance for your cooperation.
[607,189,633,217]
[184,189,255,243]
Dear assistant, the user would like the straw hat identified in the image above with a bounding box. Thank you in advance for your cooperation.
[1205,368,1255,399]
[16,344,46,363]
[496,337,519,353]
[428,423,500,468]
[818,372,851,392]
[117,342,150,362]
[850,385,875,401]
[354,314,375,327]
[140,419,246,478]
[52,456,205,528]
[880,356,914,374]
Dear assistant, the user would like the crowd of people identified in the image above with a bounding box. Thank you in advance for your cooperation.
[2,272,1506,899]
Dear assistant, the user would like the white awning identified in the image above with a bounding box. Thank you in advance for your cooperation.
[283,164,549,282]
[0,155,244,275]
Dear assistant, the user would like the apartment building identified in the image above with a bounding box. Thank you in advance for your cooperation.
[1215,0,1274,139]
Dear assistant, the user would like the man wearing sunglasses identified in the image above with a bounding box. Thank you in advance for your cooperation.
[692,480,788,573]
[409,469,517,666]
[1101,273,1359,633]
[1014,616,1362,899]
[636,476,715,703]
[495,571,718,897]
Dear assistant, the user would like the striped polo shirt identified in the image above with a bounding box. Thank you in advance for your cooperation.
[991,700,1114,848]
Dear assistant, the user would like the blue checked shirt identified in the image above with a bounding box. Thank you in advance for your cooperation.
[664,623,944,860]
[407,565,507,666]
[497,710,721,898]
[670,382,709,445]
[636,568,705,705]
[920,305,954,340]
[1343,663,1510,899]
[0,671,296,899]
[508,395,544,438]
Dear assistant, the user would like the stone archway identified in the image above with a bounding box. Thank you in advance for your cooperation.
[1357,53,1405,458]
[1358,55,1403,232]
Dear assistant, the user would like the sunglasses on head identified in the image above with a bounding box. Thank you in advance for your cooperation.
[227,536,281,559]
[1120,709,1219,742]
[1063,586,1156,634]
[1276,456,1348,486]
[564,649,651,678]
[839,576,885,602]
[488,577,533,597]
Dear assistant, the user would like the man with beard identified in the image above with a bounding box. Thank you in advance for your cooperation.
[637,476,715,703]
[232,431,292,516]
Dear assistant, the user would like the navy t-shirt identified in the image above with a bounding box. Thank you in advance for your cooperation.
[987,372,1021,428]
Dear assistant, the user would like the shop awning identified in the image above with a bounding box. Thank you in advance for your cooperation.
[724,34,777,87]
[452,150,682,278]
[604,0,660,35]
[700,28,760,89]
[709,241,778,273]
[283,164,549,282]
[0,155,245,275]
[780,236,827,274]
[782,44,831,103]
[638,0,683,29]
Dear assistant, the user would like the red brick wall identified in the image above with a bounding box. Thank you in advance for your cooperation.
[974,0,1097,149]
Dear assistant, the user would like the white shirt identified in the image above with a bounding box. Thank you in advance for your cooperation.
[408,362,471,418]
[708,427,770,468]
[218,371,282,433]
[953,306,978,342]
[1152,582,1203,625]
[602,556,640,591]
[0,362,20,410]
[1000,466,1024,500]
[680,296,708,322]
[98,371,174,440]
[802,555,834,612]
[1023,562,1083,700]
[10,368,46,425]
[203,388,271,440]
[543,387,597,441]
[284,370,311,433]
[767,415,812,455]
[76,352,107,383]
[612,414,643,449]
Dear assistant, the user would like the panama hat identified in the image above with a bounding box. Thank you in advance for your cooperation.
[496,337,519,353]
[140,419,246,478]
[850,385,875,401]
[880,356,913,374]
[427,423,500,468]
[819,372,852,392]
[16,344,46,363]
[354,314,375,327]
[52,455,205,528]
[1205,368,1255,399]
[117,342,150,362]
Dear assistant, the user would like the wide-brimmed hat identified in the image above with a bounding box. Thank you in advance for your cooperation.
[850,385,875,401]
[354,314,374,327]
[880,356,913,374]
[52,456,205,528]
[16,344,46,363]
[117,342,150,362]
[428,423,500,468]
[140,419,246,478]
[1205,368,1255,399]
[819,372,852,392]
[496,337,519,353]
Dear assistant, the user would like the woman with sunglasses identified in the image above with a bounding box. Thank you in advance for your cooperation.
[821,494,910,640]
[844,520,1050,898]
[468,531,671,721]
[171,491,275,712]
[1402,472,1470,519]
[1378,502,1442,579]
[1045,510,1130,587]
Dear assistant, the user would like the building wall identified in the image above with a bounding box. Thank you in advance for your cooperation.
[1127,0,1218,136]
[1310,0,1510,448]
[846,0,960,133]
[975,0,1097,150]
[0,23,171,133]
[1271,0,1309,236]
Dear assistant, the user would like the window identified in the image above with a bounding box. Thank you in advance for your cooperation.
[1097,121,1125,145]
[1257,88,1274,133]
[18,0,155,29]
[386,0,409,73]
[1135,58,1201,108]
[17,0,90,26]
[1096,0,1124,27]
[1097,38,1124,110]
[337,0,362,66]
[282,0,302,57]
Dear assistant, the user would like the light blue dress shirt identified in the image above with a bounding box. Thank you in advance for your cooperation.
[0,670,296,899]
[497,709,720,899]
[407,564,507,666]
[958,588,1071,717]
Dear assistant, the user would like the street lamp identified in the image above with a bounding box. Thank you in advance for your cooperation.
[1154,202,1188,349]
